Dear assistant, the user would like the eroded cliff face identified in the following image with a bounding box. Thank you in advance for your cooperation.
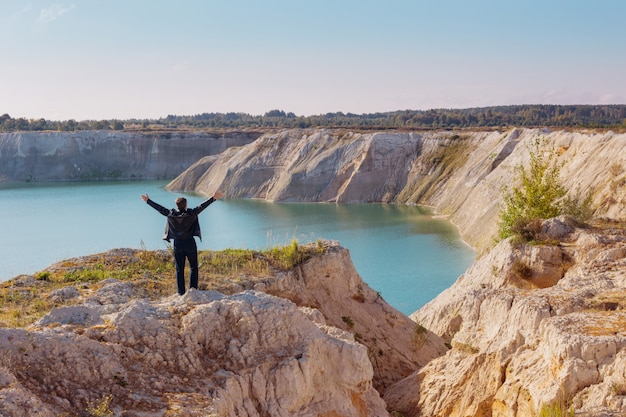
[0,243,442,416]
[385,218,626,417]
[167,128,626,252]
[0,130,259,181]
[257,243,448,392]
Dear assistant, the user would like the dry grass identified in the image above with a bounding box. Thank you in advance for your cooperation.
[0,241,328,328]
[580,310,626,337]
[588,291,626,311]
[512,258,533,280]
[588,218,626,233]
[399,136,473,203]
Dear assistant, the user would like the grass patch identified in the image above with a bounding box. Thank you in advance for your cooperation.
[451,340,479,354]
[0,241,329,328]
[580,311,626,337]
[342,315,355,329]
[537,400,574,417]
[413,323,428,349]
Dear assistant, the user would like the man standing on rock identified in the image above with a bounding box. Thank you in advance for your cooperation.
[141,191,224,295]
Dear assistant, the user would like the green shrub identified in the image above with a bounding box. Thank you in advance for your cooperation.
[413,323,428,349]
[342,315,355,328]
[498,138,594,241]
[35,271,50,281]
[62,265,107,283]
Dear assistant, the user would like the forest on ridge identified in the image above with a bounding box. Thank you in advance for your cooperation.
[1,104,626,132]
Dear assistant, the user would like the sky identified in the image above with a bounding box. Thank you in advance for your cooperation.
[1,0,625,121]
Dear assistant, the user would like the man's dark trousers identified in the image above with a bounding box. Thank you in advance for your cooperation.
[173,238,198,295]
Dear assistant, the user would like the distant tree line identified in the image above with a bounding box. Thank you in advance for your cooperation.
[0,113,125,132]
[2,105,626,132]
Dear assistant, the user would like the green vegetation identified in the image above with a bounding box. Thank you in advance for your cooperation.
[498,138,594,241]
[400,136,472,202]
[537,401,574,417]
[265,239,309,270]
[341,315,355,329]
[451,341,480,354]
[413,323,428,349]
[599,162,626,213]
[86,395,114,417]
[2,105,626,132]
[0,241,328,328]
[498,138,566,240]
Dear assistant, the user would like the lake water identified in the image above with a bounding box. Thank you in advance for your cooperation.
[0,180,475,315]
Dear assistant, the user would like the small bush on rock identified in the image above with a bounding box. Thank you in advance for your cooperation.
[498,138,594,241]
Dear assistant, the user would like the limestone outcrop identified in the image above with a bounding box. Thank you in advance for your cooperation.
[0,130,259,181]
[167,128,626,252]
[257,243,448,391]
[0,289,389,417]
[0,242,442,416]
[383,218,626,416]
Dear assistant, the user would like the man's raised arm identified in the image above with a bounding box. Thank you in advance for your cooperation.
[141,194,170,216]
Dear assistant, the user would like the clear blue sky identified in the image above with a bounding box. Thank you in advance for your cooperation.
[1,0,625,121]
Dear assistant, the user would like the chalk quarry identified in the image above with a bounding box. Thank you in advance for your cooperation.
[1,128,625,416]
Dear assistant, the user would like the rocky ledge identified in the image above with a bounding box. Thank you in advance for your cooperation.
[0,242,445,416]
[1,221,625,416]
[1,289,389,416]
[386,217,626,417]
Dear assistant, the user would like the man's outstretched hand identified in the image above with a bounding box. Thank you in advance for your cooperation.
[141,194,149,202]
[213,191,224,200]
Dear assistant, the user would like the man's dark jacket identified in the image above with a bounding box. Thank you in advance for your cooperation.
[146,197,215,241]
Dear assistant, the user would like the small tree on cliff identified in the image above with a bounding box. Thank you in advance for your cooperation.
[498,138,593,241]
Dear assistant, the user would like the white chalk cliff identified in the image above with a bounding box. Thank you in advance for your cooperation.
[387,218,626,416]
[168,128,626,252]
[0,130,259,181]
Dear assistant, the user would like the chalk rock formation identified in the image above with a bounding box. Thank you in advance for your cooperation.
[166,129,456,203]
[168,128,626,252]
[0,130,259,181]
[0,289,389,416]
[0,242,442,416]
[383,218,626,417]
[256,242,448,391]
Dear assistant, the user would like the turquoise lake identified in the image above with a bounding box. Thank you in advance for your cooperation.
[0,180,475,315]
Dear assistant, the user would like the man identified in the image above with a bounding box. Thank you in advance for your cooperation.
[141,191,224,295]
